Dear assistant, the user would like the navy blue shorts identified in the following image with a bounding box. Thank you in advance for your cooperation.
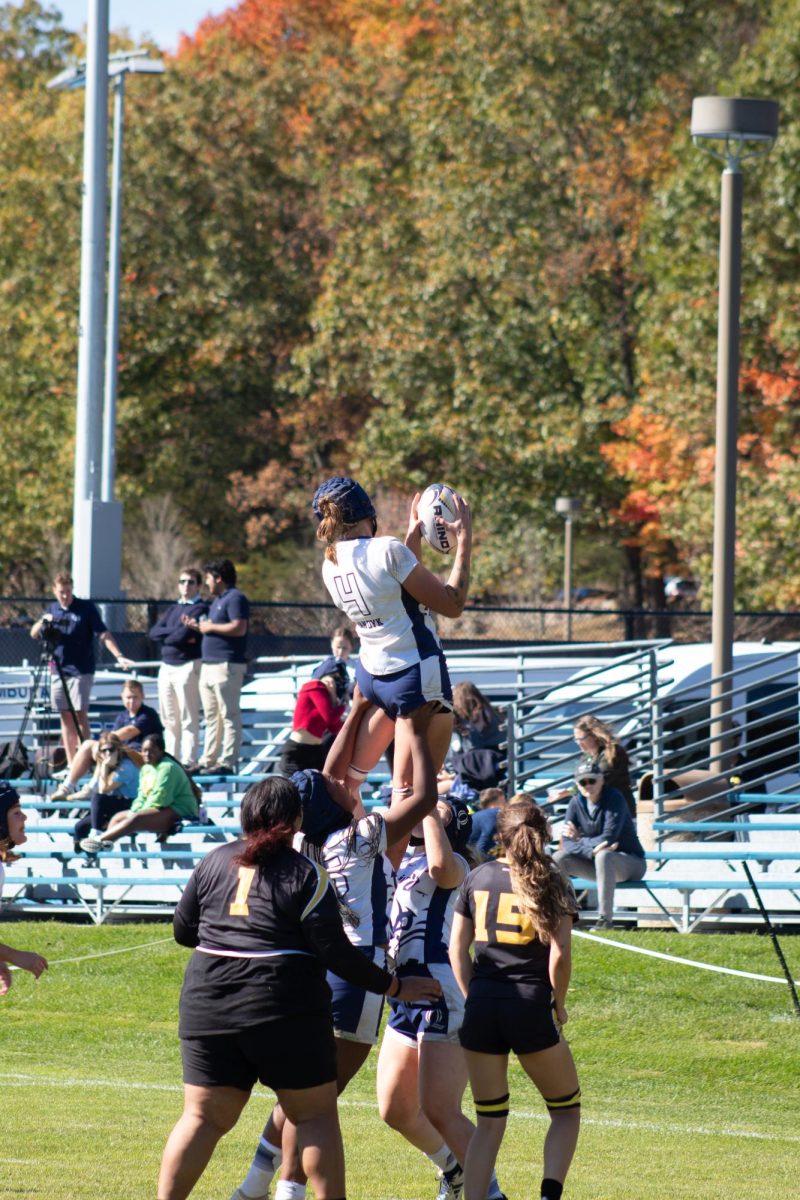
[355,655,452,720]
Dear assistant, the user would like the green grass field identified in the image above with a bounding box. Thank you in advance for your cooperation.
[2,921,799,1200]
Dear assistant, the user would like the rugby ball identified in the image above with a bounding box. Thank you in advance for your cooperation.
[418,483,458,554]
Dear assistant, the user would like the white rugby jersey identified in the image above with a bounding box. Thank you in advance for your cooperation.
[322,536,441,674]
[388,847,468,967]
[297,813,391,947]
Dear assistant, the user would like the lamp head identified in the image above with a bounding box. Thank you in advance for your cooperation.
[691,96,779,167]
[555,497,581,520]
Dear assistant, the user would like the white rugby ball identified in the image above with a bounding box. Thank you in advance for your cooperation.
[418,483,458,554]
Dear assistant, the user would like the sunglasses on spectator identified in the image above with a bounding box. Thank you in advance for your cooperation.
[178,577,196,584]
[577,776,599,786]
[98,747,114,755]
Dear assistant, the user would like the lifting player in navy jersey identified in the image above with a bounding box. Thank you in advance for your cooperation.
[450,798,581,1200]
[231,695,443,1200]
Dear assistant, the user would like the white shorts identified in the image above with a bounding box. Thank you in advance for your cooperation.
[328,946,386,1045]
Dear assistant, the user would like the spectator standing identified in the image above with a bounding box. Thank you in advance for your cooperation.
[148,568,208,771]
[30,571,133,764]
[552,766,646,930]
[329,624,356,662]
[51,678,162,801]
[79,733,199,853]
[572,716,635,817]
[192,558,249,775]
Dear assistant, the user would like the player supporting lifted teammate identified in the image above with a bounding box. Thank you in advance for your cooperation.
[450,799,581,1200]
[232,693,441,1200]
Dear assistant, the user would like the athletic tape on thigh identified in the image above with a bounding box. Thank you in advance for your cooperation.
[346,764,369,781]
[544,1087,581,1111]
[391,786,412,798]
[475,1092,510,1119]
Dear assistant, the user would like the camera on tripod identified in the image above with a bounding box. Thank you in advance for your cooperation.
[39,615,63,652]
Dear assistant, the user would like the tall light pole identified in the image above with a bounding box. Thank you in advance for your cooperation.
[691,96,779,771]
[555,497,581,642]
[48,48,165,617]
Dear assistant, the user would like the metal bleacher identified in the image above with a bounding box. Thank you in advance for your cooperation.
[4,641,800,928]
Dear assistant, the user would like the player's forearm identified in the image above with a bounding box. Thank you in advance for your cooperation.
[443,537,471,615]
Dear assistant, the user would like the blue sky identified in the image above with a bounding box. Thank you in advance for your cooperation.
[55,1,233,53]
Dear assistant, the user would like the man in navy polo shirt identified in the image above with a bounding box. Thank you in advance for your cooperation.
[189,558,249,775]
[148,566,209,771]
[30,571,133,764]
[51,678,163,801]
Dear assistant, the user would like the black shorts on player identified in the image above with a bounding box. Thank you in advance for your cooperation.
[459,989,561,1056]
[181,1009,337,1092]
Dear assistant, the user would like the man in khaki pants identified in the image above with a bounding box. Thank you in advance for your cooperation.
[184,559,250,775]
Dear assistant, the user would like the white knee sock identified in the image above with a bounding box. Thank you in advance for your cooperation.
[274,1182,306,1199]
[425,1143,458,1172]
[238,1136,282,1199]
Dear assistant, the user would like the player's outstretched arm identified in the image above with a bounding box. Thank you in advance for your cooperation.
[402,492,472,618]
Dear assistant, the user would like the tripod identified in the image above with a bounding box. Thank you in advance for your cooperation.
[10,647,84,793]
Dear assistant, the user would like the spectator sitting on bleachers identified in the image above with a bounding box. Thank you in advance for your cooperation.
[552,763,646,930]
[467,786,508,857]
[79,733,199,855]
[71,732,141,853]
[452,681,503,752]
[52,678,163,802]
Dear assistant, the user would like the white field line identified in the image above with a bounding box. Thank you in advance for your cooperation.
[574,929,800,985]
[1,1072,798,1144]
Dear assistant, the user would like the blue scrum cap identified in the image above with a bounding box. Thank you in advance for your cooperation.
[443,796,473,855]
[312,477,376,525]
[0,781,20,840]
[312,657,349,701]
[292,769,351,846]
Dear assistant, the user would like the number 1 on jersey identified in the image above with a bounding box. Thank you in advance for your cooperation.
[230,866,256,916]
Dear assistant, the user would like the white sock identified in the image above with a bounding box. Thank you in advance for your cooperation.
[238,1137,282,1198]
[274,1182,306,1199]
[425,1144,458,1172]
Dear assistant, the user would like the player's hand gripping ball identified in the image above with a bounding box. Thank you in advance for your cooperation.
[417,483,459,555]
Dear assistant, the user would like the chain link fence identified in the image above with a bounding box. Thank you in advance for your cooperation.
[0,596,797,667]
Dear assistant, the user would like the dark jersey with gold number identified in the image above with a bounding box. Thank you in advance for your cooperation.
[455,858,566,1001]
[174,840,392,1036]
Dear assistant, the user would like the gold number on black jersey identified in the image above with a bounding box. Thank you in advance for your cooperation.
[229,866,256,916]
[473,888,535,944]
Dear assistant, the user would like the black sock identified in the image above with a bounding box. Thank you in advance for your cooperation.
[541,1179,563,1200]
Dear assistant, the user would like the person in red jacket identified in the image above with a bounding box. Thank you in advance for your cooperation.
[279,658,349,774]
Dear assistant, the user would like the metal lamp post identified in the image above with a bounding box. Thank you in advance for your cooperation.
[691,96,779,770]
[555,497,581,642]
[48,46,165,613]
